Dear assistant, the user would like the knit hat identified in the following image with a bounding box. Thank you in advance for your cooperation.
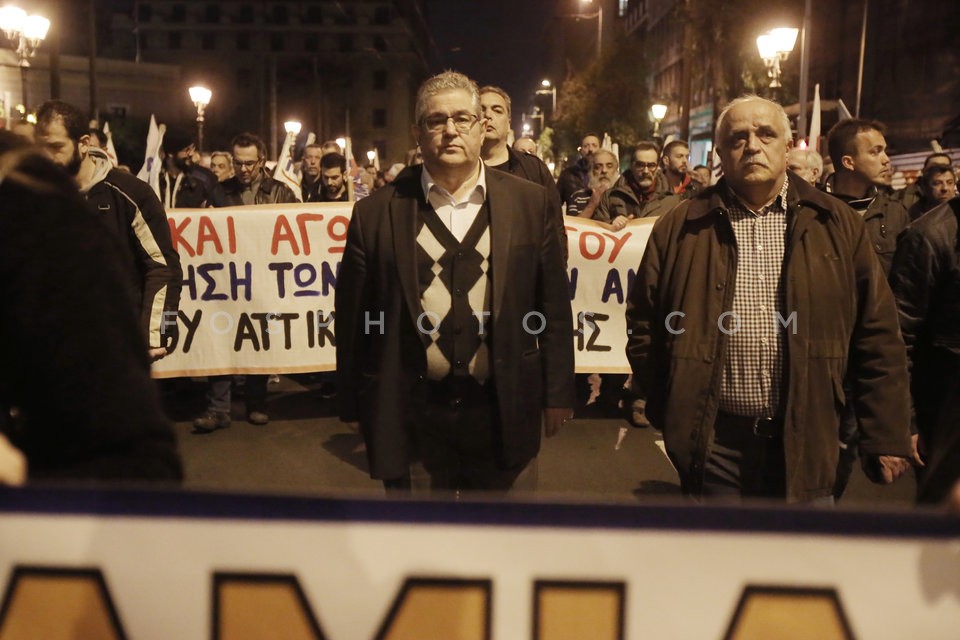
[162,126,194,155]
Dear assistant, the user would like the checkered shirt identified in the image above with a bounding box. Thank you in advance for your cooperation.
[718,176,790,417]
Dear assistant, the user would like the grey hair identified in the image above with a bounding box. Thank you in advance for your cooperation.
[414,70,481,124]
[787,148,823,174]
[714,95,792,146]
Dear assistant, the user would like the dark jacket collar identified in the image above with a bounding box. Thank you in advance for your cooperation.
[685,172,838,221]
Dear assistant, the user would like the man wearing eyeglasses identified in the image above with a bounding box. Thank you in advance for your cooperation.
[336,71,574,494]
[596,142,681,231]
[193,132,297,434]
[222,132,298,206]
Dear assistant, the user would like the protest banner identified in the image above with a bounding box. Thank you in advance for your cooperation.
[153,207,651,378]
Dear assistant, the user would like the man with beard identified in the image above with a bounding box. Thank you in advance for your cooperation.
[597,142,681,230]
[157,126,227,209]
[221,132,298,206]
[558,133,600,209]
[35,100,181,363]
[660,140,700,198]
[566,149,618,219]
[315,152,349,202]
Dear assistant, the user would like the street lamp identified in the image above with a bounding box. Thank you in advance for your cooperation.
[756,27,799,89]
[283,120,302,136]
[537,79,556,115]
[188,85,212,152]
[335,137,346,152]
[650,102,668,139]
[581,0,603,59]
[0,5,50,112]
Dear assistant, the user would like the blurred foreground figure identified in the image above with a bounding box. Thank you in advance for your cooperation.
[0,131,182,482]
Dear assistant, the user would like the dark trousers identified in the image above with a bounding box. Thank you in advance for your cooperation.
[207,375,267,415]
[701,412,787,501]
[384,378,528,494]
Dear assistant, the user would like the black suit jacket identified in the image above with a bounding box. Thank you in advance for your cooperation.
[336,164,575,479]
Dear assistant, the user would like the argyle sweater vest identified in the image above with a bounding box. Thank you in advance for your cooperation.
[416,199,492,383]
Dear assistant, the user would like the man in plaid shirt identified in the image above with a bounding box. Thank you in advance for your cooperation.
[626,96,914,503]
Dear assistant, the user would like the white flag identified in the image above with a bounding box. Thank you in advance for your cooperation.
[808,83,821,152]
[273,131,303,202]
[102,121,119,167]
[136,115,165,198]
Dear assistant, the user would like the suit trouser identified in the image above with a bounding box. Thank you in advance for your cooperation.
[385,377,531,494]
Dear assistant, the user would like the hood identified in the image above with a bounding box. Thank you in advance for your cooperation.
[79,147,114,193]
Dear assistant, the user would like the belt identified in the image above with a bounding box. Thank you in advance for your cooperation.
[426,376,494,408]
[715,411,783,439]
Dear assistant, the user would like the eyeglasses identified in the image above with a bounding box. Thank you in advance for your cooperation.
[632,161,659,170]
[233,158,263,169]
[421,113,481,133]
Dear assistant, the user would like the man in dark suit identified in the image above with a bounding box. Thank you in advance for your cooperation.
[336,71,575,494]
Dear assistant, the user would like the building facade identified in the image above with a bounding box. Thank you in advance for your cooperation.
[106,0,433,164]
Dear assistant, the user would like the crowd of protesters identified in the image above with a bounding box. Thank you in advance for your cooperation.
[0,86,958,510]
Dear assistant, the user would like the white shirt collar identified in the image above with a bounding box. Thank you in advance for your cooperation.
[420,161,487,204]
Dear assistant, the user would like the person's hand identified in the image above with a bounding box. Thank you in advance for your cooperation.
[543,407,574,438]
[947,480,960,513]
[0,433,26,486]
[148,347,168,362]
[610,215,629,231]
[910,433,925,467]
[587,184,608,208]
[875,455,911,483]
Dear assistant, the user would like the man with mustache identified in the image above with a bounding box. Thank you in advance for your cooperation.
[597,141,681,230]
[566,149,618,220]
[626,95,913,503]
[157,127,226,209]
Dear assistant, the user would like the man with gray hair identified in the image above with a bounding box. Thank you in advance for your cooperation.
[336,70,574,494]
[626,94,913,503]
[786,148,823,185]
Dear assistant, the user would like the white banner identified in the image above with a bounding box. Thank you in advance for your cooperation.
[0,490,958,639]
[153,207,652,379]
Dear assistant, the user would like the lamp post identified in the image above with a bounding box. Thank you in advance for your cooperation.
[650,102,668,140]
[188,85,212,152]
[756,27,798,98]
[536,79,556,115]
[581,0,603,59]
[0,5,50,112]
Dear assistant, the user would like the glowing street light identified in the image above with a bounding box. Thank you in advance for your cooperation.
[283,120,302,135]
[756,27,799,89]
[188,85,212,152]
[650,102,668,139]
[0,4,50,111]
[335,137,346,152]
[537,79,557,114]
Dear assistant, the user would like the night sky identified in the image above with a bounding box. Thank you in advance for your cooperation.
[425,0,556,131]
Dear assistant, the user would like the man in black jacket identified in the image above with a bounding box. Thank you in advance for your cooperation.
[479,85,566,260]
[221,132,299,206]
[889,198,960,498]
[36,100,181,362]
[157,126,227,209]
